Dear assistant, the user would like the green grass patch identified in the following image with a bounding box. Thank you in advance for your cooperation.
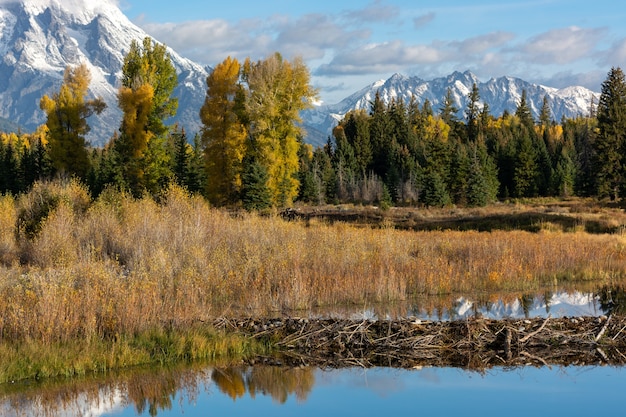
[0,326,269,385]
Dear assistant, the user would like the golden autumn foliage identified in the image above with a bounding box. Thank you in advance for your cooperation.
[39,64,105,178]
[114,37,178,196]
[420,115,451,143]
[118,84,155,159]
[242,53,318,206]
[200,56,247,205]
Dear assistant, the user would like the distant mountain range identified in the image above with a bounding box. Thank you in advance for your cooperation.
[300,71,600,147]
[0,1,600,148]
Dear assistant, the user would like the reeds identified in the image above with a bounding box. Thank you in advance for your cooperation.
[1,180,626,381]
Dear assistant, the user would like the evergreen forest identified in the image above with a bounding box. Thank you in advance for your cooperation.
[2,37,626,210]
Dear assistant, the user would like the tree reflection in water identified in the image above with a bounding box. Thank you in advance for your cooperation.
[1,364,315,416]
[598,285,626,315]
[1,365,210,417]
[212,366,315,404]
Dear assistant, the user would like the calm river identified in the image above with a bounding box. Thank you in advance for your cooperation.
[2,364,626,416]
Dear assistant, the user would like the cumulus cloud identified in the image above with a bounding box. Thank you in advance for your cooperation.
[540,70,606,90]
[140,12,370,65]
[142,18,271,63]
[316,40,444,76]
[516,26,606,64]
[274,14,370,59]
[450,31,515,55]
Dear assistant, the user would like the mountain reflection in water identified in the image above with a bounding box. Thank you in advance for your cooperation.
[309,289,609,322]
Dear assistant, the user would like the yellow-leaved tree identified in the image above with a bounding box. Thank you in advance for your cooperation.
[40,63,106,179]
[114,37,178,196]
[200,56,247,205]
[241,53,318,207]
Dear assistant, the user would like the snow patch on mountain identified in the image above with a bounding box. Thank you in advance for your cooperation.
[0,0,208,145]
[301,70,600,144]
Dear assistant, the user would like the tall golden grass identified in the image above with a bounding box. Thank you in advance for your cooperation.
[1,180,626,355]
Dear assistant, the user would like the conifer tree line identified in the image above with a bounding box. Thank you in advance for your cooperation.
[1,37,626,209]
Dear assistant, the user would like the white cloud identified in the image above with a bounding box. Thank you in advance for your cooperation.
[517,26,606,64]
[601,37,626,66]
[450,32,515,55]
[316,40,443,76]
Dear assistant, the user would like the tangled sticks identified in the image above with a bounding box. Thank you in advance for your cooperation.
[214,315,626,370]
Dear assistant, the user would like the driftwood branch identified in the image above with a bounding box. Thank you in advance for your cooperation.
[595,315,611,342]
[520,316,550,343]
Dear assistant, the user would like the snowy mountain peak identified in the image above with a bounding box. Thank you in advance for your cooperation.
[300,71,600,146]
[17,0,124,24]
[0,0,208,144]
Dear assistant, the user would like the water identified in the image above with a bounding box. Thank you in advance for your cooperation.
[3,286,625,416]
[3,364,626,416]
[305,289,609,321]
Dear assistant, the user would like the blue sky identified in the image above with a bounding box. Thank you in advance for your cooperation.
[119,0,626,103]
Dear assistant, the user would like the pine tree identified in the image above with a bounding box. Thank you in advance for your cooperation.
[465,83,481,143]
[539,95,552,127]
[515,90,535,129]
[241,151,271,211]
[297,142,320,204]
[172,127,189,188]
[368,91,394,183]
[467,158,489,207]
[342,110,371,178]
[422,169,451,207]
[0,140,19,194]
[448,140,470,205]
[439,87,459,126]
[594,67,626,200]
[40,64,106,179]
[513,132,539,197]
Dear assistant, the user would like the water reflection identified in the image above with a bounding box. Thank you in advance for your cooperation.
[3,363,626,416]
[212,366,314,403]
[3,286,626,416]
[312,289,607,322]
[0,365,210,417]
[598,285,626,315]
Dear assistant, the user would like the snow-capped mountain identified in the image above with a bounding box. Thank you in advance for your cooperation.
[0,1,600,149]
[0,0,208,145]
[301,70,600,146]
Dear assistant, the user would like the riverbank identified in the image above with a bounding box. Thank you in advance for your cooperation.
[0,326,268,384]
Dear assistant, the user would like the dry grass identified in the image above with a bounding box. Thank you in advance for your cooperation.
[1,180,626,349]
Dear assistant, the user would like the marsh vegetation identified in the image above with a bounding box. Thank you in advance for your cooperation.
[1,180,626,383]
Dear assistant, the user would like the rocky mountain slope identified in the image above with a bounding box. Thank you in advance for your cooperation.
[301,70,600,146]
[0,0,208,144]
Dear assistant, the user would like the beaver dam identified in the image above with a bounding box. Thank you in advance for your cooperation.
[215,315,626,370]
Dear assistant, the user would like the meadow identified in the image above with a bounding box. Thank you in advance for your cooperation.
[1,179,626,382]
